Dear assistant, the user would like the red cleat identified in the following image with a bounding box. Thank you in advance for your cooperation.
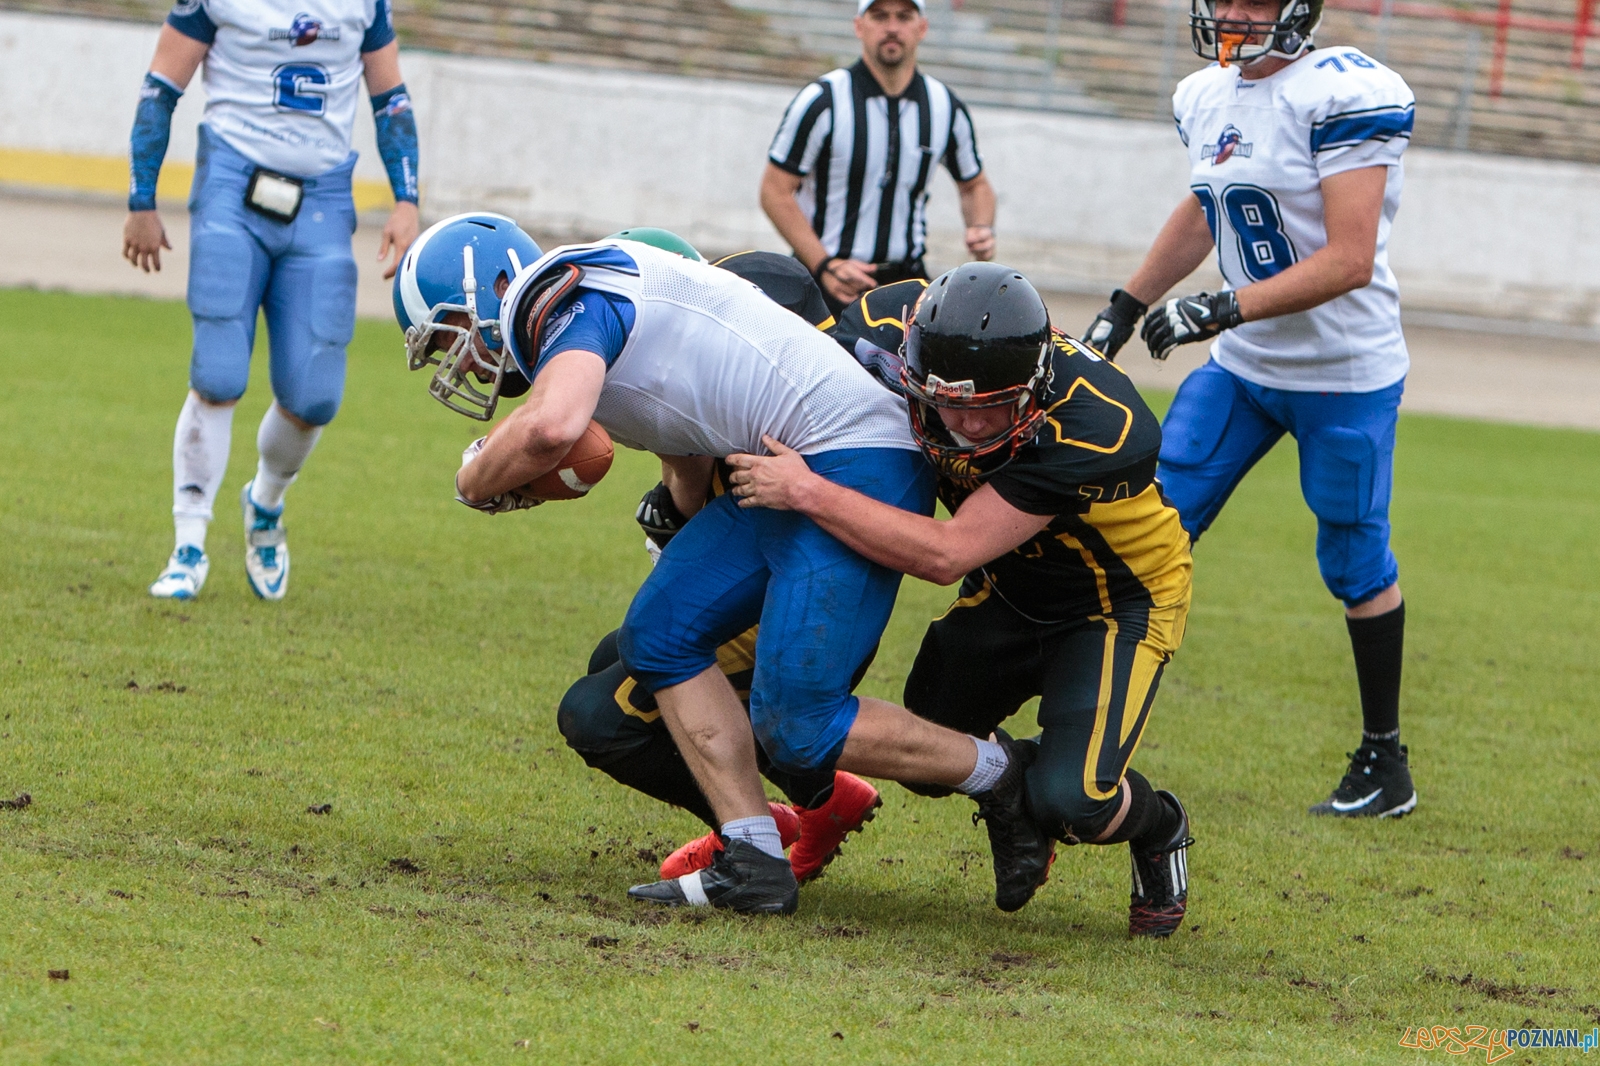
[789,772,882,883]
[658,802,800,880]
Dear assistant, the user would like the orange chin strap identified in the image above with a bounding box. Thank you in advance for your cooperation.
[1218,32,1249,66]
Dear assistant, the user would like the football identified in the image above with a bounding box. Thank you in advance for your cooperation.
[491,418,614,501]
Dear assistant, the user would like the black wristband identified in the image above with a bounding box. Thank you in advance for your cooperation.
[812,256,839,282]
[1108,287,1148,319]
[1213,289,1244,330]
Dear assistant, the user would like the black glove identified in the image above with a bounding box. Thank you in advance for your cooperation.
[1081,288,1147,360]
[1140,290,1243,361]
[635,481,688,548]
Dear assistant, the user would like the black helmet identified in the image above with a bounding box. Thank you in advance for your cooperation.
[712,250,832,327]
[902,263,1052,481]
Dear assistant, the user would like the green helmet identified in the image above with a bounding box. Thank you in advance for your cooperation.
[605,227,705,262]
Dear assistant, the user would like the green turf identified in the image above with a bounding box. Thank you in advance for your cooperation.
[2,287,1598,1064]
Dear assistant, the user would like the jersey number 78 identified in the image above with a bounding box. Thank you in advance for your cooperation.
[1192,184,1299,283]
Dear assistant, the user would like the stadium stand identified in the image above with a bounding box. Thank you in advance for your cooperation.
[4,0,1596,160]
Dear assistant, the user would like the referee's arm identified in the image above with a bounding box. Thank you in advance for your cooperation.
[948,99,995,261]
[759,164,878,301]
[958,173,996,260]
[759,164,829,276]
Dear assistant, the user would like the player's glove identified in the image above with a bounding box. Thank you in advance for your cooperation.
[1081,288,1148,360]
[635,481,688,549]
[1140,290,1243,361]
[454,436,541,514]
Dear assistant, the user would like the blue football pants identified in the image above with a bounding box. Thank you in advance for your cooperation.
[619,447,935,775]
[1157,359,1403,608]
[185,124,358,426]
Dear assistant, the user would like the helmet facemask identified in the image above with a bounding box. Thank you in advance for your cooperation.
[404,242,520,421]
[901,323,1050,485]
[1190,0,1319,65]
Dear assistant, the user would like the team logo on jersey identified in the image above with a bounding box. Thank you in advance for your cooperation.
[537,301,585,356]
[1203,125,1253,165]
[270,13,340,46]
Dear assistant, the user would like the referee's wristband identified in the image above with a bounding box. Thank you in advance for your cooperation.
[812,256,838,282]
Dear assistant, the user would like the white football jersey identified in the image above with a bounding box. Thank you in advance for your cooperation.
[1173,48,1415,392]
[167,0,392,175]
[504,242,920,459]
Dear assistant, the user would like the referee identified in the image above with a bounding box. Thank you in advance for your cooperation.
[761,0,996,312]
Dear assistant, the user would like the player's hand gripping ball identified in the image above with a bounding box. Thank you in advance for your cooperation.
[510,419,614,501]
[455,421,614,513]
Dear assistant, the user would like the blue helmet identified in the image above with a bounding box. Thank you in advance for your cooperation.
[394,212,543,420]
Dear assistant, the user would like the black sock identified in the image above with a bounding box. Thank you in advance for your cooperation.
[1096,769,1181,850]
[1346,601,1405,753]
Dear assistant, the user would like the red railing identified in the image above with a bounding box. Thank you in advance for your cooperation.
[1325,0,1600,96]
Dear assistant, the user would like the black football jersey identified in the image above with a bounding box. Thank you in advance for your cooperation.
[826,279,928,393]
[947,332,1191,622]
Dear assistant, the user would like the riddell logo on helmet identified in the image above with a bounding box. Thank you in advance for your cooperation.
[923,373,976,399]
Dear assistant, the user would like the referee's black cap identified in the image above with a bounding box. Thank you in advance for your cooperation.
[712,251,832,328]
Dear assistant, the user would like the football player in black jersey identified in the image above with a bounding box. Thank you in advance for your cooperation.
[727,263,1197,936]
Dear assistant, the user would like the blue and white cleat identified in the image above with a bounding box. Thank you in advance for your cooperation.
[149,544,209,600]
[241,481,289,600]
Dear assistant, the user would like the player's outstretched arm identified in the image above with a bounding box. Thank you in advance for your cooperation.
[456,351,605,503]
[727,437,1051,584]
[122,26,208,272]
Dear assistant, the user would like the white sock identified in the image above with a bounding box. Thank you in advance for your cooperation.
[252,404,322,512]
[171,392,234,551]
[721,815,786,860]
[957,737,1010,795]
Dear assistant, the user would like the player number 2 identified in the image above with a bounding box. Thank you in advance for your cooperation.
[273,63,329,114]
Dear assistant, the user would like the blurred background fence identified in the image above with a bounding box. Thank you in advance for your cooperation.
[8,0,1596,162]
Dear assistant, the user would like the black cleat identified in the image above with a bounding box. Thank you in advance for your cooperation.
[627,838,798,915]
[1309,743,1417,819]
[971,735,1056,913]
[1129,790,1193,939]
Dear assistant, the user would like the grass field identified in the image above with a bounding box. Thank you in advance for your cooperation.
[2,287,1599,1064]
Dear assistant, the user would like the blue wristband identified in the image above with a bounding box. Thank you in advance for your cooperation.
[129,72,182,212]
[371,83,419,204]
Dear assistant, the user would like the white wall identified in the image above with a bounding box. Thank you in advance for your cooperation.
[5,9,1599,327]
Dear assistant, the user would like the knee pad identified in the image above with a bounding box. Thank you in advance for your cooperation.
[187,229,260,403]
[267,252,356,426]
[618,594,717,694]
[556,664,658,762]
[748,690,852,776]
[188,319,252,403]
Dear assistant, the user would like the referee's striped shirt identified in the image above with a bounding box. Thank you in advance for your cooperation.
[769,60,983,267]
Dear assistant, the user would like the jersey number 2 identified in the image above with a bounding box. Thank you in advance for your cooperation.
[1192,184,1298,283]
[273,63,329,115]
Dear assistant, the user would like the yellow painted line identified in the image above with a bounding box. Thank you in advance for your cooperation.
[0,147,395,212]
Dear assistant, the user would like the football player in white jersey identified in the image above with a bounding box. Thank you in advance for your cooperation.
[124,0,421,601]
[1081,0,1418,819]
[397,228,1054,914]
